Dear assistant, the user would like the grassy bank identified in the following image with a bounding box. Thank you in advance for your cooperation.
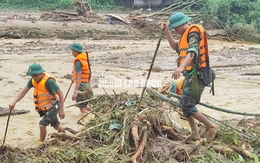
[0,0,122,10]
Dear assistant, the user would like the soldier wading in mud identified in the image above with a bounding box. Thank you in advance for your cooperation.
[9,63,65,142]
[160,12,218,142]
[70,43,93,114]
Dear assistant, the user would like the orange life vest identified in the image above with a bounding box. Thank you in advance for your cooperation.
[32,73,57,112]
[178,24,207,71]
[72,52,91,83]
[176,78,184,95]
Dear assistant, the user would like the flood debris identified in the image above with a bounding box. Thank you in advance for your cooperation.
[0,107,29,117]
[1,92,260,162]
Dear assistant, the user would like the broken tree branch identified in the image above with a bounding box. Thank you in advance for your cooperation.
[131,119,151,163]
[131,115,140,149]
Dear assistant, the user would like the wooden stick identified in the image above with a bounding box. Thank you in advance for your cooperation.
[66,97,96,108]
[76,121,109,137]
[77,106,101,126]
[120,113,127,149]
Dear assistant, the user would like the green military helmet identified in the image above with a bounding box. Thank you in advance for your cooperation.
[168,12,191,30]
[70,43,83,53]
[26,63,45,76]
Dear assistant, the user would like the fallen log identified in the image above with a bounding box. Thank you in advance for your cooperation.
[0,107,30,116]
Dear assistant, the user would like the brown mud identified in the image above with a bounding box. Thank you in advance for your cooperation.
[0,9,260,162]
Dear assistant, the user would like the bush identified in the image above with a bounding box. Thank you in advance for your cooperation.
[201,0,260,36]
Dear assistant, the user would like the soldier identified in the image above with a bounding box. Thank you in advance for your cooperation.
[161,12,218,142]
[9,63,65,142]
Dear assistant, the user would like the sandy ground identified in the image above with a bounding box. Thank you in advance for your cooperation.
[0,10,260,148]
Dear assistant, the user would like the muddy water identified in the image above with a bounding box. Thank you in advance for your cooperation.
[0,38,260,148]
[0,89,94,148]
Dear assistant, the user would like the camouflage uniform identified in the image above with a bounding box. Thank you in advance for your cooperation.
[179,76,205,117]
[177,32,206,117]
[39,101,60,126]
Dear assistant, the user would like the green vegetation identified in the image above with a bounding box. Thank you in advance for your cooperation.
[203,0,260,34]
[0,0,131,10]
[0,0,73,10]
[0,0,260,40]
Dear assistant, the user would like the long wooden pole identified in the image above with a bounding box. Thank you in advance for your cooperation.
[3,110,12,145]
[136,29,164,110]
[146,87,260,116]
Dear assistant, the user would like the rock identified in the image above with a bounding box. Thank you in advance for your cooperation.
[211,49,217,53]
[248,47,259,50]
[92,85,98,88]
[13,32,22,39]
[152,66,162,72]
[6,31,14,38]
[207,29,226,36]
[0,31,6,38]
[64,74,72,79]
[62,22,68,27]
[51,71,58,74]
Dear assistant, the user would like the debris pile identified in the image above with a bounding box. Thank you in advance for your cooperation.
[39,0,101,23]
[1,92,260,162]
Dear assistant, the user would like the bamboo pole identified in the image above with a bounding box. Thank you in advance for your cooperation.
[146,87,260,116]
[167,92,260,116]
[146,87,180,107]
[146,87,253,139]
[204,113,251,139]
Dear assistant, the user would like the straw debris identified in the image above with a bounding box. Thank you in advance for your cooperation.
[1,92,260,162]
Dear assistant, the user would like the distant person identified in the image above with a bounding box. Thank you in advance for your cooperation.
[160,12,218,142]
[70,43,93,114]
[9,63,65,142]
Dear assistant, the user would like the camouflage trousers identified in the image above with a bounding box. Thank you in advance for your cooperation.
[39,102,60,127]
[76,82,93,108]
[179,76,205,117]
